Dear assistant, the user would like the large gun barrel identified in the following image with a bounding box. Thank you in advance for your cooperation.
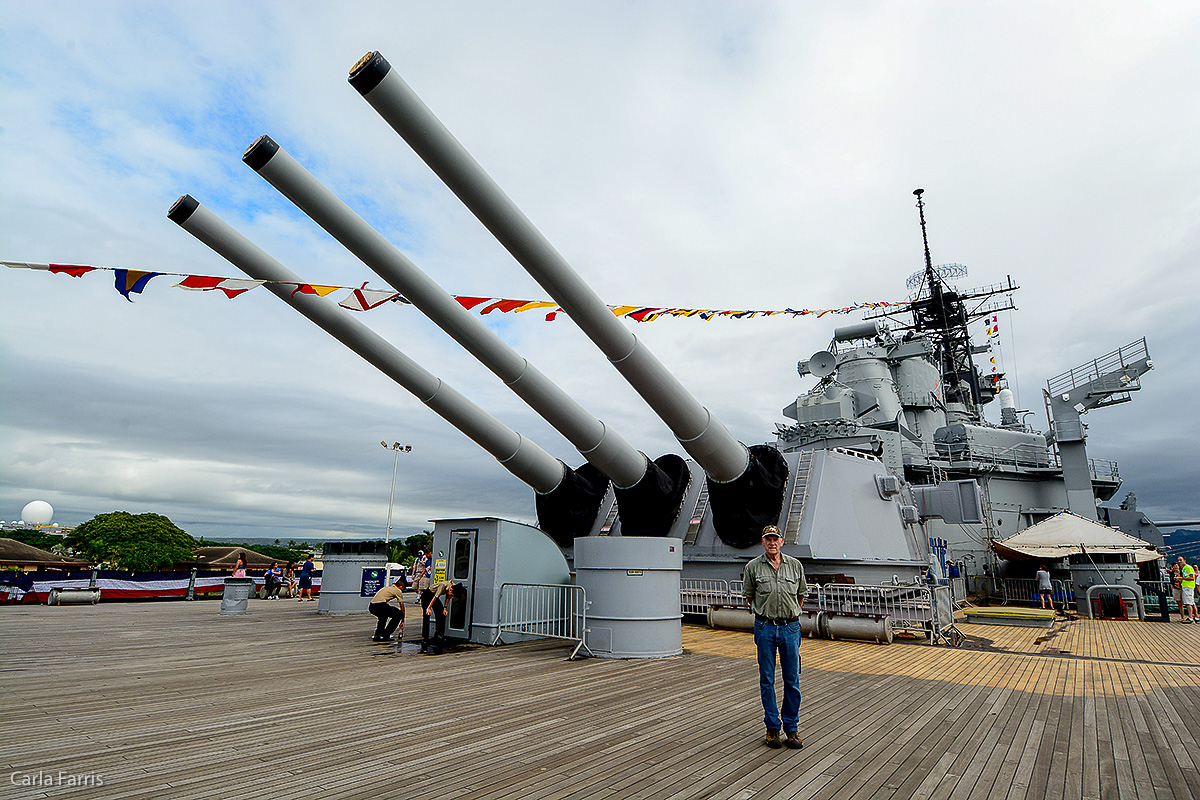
[167,195,609,542]
[348,52,748,482]
[349,52,788,546]
[242,136,697,536]
[242,136,647,489]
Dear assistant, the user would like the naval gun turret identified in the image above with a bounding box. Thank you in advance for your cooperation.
[347,51,788,549]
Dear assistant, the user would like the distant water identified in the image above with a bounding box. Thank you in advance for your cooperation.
[198,536,384,547]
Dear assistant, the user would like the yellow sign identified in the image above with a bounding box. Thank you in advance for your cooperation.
[433,559,447,584]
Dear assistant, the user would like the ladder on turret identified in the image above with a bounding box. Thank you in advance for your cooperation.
[683,483,710,545]
[599,498,619,535]
[783,450,814,544]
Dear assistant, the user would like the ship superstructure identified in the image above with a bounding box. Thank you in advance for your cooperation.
[775,190,1158,578]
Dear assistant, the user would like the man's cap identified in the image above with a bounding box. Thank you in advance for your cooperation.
[762,525,782,538]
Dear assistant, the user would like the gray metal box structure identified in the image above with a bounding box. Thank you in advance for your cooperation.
[1067,551,1139,616]
[430,517,571,645]
[317,540,388,615]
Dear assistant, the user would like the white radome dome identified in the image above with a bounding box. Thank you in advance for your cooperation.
[20,500,54,526]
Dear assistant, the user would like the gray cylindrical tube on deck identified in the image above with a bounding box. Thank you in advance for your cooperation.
[833,320,884,342]
[166,194,564,494]
[348,51,749,483]
[242,135,647,489]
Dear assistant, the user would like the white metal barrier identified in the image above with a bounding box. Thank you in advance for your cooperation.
[492,583,591,660]
[680,579,743,614]
[814,583,962,646]
[1001,577,1074,607]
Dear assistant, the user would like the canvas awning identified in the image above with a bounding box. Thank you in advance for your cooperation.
[992,511,1160,563]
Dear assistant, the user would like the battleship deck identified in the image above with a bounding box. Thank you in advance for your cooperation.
[2,599,1199,800]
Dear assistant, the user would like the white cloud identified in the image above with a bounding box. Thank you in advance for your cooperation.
[2,0,1198,539]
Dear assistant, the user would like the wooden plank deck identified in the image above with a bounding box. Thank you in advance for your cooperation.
[2,599,1199,799]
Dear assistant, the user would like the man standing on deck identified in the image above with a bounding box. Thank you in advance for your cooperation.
[1035,565,1054,612]
[1172,560,1185,620]
[1179,557,1196,623]
[297,554,316,601]
[412,551,430,594]
[743,525,807,750]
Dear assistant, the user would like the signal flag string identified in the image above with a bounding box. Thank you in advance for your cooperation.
[3,260,908,322]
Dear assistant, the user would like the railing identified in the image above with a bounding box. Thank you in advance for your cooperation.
[813,583,962,646]
[931,440,1052,470]
[681,579,965,646]
[491,583,591,660]
[1088,458,1120,482]
[680,579,743,615]
[950,577,968,607]
[1047,338,1149,396]
[1000,577,1074,607]
[1137,580,1176,617]
[1138,580,1174,598]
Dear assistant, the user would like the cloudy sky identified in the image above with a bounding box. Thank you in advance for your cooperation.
[2,1,1197,545]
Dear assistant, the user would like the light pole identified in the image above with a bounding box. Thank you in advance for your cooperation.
[381,441,412,584]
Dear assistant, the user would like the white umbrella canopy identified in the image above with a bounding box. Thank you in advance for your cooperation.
[993,512,1160,564]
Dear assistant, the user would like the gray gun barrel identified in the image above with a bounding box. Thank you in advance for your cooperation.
[833,320,885,342]
[242,136,648,491]
[166,194,568,493]
[348,51,749,484]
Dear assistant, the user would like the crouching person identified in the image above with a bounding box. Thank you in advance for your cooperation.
[368,578,407,642]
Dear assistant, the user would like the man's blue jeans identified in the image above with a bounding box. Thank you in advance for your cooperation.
[754,618,801,733]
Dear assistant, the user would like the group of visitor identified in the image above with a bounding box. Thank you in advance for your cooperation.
[231,552,317,601]
[366,550,462,655]
[1171,556,1198,623]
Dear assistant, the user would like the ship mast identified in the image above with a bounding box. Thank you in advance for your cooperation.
[864,190,1018,411]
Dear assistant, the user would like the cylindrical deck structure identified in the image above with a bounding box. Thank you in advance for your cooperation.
[825,613,894,644]
[220,577,255,615]
[573,537,682,658]
[47,587,101,606]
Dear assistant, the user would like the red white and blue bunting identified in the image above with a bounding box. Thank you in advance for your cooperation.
[4,260,908,322]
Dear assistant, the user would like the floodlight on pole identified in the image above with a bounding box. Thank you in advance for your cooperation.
[381,441,413,583]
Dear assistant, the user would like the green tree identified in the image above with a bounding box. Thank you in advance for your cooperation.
[3,529,69,553]
[66,511,198,571]
[385,532,433,566]
[409,531,433,555]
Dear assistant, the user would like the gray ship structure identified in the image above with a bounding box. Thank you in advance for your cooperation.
[168,51,1165,593]
[769,190,1160,584]
[573,190,1162,587]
